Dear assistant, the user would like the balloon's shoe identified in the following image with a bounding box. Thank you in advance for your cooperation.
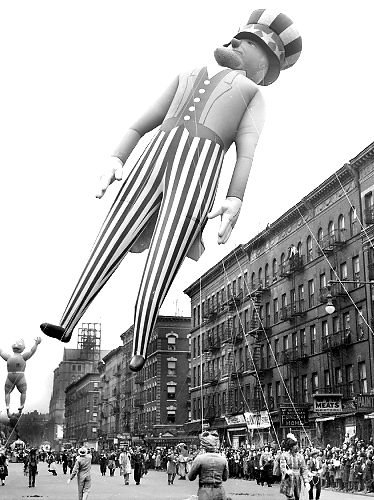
[40,323,71,342]
[129,355,145,372]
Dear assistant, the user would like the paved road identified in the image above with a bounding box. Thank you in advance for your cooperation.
[1,462,370,499]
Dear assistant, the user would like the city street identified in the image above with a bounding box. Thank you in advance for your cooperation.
[1,462,372,500]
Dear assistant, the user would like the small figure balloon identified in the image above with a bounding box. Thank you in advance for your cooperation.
[41,9,302,372]
[0,337,41,416]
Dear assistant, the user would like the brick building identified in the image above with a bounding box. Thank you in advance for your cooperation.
[65,373,101,449]
[120,316,191,446]
[185,142,374,448]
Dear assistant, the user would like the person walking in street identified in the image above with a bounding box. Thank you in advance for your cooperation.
[133,447,144,485]
[280,433,310,500]
[0,447,8,486]
[68,446,92,500]
[119,447,132,485]
[307,448,322,500]
[47,453,57,476]
[108,453,116,476]
[188,430,229,500]
[99,452,107,476]
[25,448,38,488]
[166,449,177,485]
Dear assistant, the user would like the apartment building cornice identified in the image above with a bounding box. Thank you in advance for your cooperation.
[184,245,245,297]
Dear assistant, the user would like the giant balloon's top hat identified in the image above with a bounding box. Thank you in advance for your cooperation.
[225,9,302,85]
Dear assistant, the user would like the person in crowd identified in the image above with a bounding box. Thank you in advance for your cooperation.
[307,448,322,500]
[119,446,132,485]
[0,447,8,486]
[61,451,69,474]
[166,448,177,485]
[24,448,38,488]
[259,445,274,487]
[68,446,92,500]
[188,430,228,500]
[108,453,116,477]
[132,447,144,485]
[47,453,57,476]
[99,452,107,476]
[279,433,310,500]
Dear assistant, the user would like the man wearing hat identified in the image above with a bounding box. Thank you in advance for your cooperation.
[188,431,228,499]
[41,9,302,373]
[307,449,322,500]
[67,446,92,500]
[280,433,310,500]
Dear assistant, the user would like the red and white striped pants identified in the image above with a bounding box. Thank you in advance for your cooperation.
[60,125,224,359]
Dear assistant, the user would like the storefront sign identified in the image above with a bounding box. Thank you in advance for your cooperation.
[244,411,271,429]
[357,394,374,409]
[280,406,309,428]
[225,414,246,426]
[313,394,342,413]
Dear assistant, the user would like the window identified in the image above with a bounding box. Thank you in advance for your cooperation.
[310,325,316,354]
[273,298,279,323]
[167,335,177,350]
[251,272,256,290]
[193,338,196,358]
[92,427,97,433]
[349,207,357,236]
[93,382,99,388]
[328,221,335,237]
[275,338,279,362]
[346,365,354,396]
[320,272,326,289]
[276,381,281,405]
[352,256,360,283]
[272,259,278,281]
[193,307,196,327]
[258,268,262,287]
[300,329,306,350]
[197,335,201,356]
[332,316,340,334]
[335,366,342,386]
[167,409,176,423]
[302,375,308,403]
[343,312,351,337]
[324,370,331,391]
[280,253,286,273]
[72,365,76,371]
[358,362,367,393]
[306,236,313,262]
[167,384,176,400]
[340,262,348,280]
[167,359,176,376]
[264,264,270,287]
[338,214,345,232]
[322,320,329,338]
[294,377,300,401]
[308,279,315,308]
[357,308,365,340]
[317,228,323,245]
[78,365,82,372]
[312,372,319,393]
[92,412,97,421]
[283,335,289,351]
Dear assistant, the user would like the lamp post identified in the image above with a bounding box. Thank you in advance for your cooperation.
[99,400,120,450]
[324,280,374,315]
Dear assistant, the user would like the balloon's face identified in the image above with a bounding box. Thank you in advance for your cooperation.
[12,339,25,353]
[214,37,269,83]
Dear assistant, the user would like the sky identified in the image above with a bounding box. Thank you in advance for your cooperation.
[0,0,373,414]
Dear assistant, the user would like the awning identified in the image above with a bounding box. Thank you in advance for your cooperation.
[316,416,335,422]
[227,426,248,433]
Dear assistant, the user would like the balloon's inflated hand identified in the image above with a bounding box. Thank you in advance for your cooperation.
[208,197,242,244]
[96,157,124,199]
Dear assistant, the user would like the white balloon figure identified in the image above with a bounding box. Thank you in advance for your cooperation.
[0,338,41,417]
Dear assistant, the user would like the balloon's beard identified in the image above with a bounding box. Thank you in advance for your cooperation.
[214,47,242,70]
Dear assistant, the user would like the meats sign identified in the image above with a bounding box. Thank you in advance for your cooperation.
[313,394,342,413]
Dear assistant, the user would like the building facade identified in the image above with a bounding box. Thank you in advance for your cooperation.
[120,316,192,446]
[185,142,374,448]
[97,346,124,449]
[65,373,101,449]
[47,323,108,447]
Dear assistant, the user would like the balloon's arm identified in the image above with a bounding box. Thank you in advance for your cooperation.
[0,349,10,361]
[227,89,266,200]
[22,339,41,361]
[112,75,180,164]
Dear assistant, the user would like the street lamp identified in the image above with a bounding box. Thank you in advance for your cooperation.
[325,279,374,315]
